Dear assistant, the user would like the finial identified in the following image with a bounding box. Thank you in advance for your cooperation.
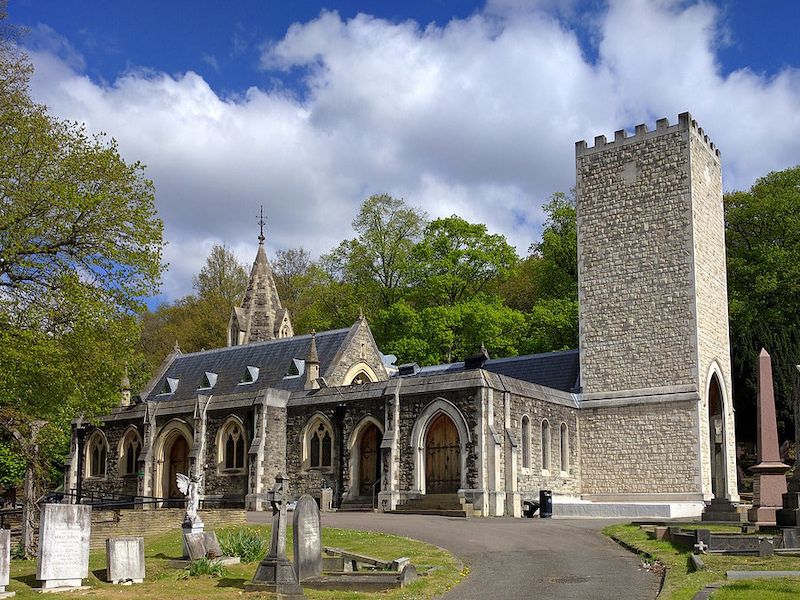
[258,205,266,244]
[358,306,364,320]
[120,366,131,390]
[173,339,180,352]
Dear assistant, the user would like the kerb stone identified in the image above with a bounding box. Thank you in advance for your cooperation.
[292,495,322,581]
[106,537,144,584]
[36,504,91,591]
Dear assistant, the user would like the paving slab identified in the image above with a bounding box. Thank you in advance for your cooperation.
[248,512,660,600]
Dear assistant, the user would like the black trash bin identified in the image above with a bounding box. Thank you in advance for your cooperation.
[522,499,539,518]
[539,489,553,519]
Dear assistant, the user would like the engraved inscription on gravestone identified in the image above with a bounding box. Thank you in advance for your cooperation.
[292,494,322,581]
[36,504,91,590]
[0,528,13,596]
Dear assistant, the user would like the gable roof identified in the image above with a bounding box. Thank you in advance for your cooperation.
[410,349,580,393]
[141,328,351,402]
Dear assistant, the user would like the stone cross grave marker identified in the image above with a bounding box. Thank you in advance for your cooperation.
[1,528,13,598]
[292,494,322,581]
[36,504,91,591]
[106,537,145,584]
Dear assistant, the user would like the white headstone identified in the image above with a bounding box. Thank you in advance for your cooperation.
[106,537,144,584]
[292,494,322,581]
[0,528,12,596]
[36,504,91,590]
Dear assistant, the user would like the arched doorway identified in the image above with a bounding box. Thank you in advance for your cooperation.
[167,435,189,500]
[425,413,461,494]
[709,373,726,499]
[357,423,382,496]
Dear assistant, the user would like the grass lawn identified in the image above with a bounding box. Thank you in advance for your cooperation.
[603,523,800,600]
[6,525,465,599]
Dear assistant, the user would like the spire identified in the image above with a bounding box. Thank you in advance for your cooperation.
[304,331,320,390]
[227,215,294,346]
[306,330,319,363]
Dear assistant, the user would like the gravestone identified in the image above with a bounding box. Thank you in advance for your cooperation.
[0,528,13,598]
[292,495,322,581]
[106,537,144,584]
[36,504,91,591]
[203,532,222,558]
[183,531,223,560]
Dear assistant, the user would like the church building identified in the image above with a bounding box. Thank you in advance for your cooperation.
[65,112,739,518]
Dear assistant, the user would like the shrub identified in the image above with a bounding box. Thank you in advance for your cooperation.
[219,527,268,563]
[180,557,226,579]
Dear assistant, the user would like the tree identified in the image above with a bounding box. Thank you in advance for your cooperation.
[193,244,248,307]
[529,191,578,300]
[0,28,163,529]
[724,166,800,439]
[273,247,312,308]
[413,216,518,306]
[323,194,426,309]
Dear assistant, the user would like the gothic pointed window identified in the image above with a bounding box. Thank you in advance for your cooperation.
[119,429,142,476]
[541,419,551,472]
[560,422,569,473]
[86,431,108,478]
[219,419,247,471]
[306,417,333,470]
[521,415,531,468]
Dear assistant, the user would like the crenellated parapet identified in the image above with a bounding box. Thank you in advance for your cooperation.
[575,112,720,159]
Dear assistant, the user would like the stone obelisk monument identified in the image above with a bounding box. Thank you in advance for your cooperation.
[748,349,790,526]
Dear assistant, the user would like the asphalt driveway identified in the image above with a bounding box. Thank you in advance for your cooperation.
[247,511,660,599]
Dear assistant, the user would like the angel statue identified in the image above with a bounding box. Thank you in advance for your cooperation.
[176,472,202,522]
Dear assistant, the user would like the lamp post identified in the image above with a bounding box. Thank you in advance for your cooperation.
[75,423,87,504]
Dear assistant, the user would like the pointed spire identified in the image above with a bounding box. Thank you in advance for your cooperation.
[173,339,180,353]
[306,330,319,363]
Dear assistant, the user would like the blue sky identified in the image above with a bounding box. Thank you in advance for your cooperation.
[9,1,800,302]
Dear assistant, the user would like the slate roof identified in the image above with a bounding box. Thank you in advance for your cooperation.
[141,328,351,402]
[411,349,581,393]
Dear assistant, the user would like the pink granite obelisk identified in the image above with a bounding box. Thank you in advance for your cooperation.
[747,348,790,526]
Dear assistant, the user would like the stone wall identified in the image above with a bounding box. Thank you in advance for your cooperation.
[203,408,251,502]
[579,400,702,496]
[576,115,698,394]
[81,421,142,498]
[325,319,388,385]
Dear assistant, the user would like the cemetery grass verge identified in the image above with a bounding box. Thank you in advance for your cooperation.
[603,524,800,600]
[6,524,463,599]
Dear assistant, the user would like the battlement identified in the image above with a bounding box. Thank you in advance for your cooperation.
[575,112,720,159]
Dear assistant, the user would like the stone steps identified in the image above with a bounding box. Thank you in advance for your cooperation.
[390,494,480,517]
[339,496,376,512]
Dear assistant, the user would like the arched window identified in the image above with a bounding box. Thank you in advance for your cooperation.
[306,417,333,469]
[219,419,247,471]
[350,371,370,385]
[560,422,569,473]
[521,416,531,468]
[541,420,551,472]
[119,429,142,476]
[86,431,108,478]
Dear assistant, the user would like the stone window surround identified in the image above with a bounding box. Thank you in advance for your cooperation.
[559,422,569,474]
[117,426,142,478]
[541,419,551,475]
[301,412,335,473]
[85,429,109,480]
[342,362,379,386]
[216,416,248,475]
[520,414,532,470]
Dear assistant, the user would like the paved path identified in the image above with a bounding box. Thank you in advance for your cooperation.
[248,512,660,599]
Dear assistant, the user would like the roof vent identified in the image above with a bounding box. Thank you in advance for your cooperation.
[199,372,218,389]
[464,343,490,370]
[284,358,305,378]
[159,377,179,395]
[398,363,420,376]
[239,366,260,385]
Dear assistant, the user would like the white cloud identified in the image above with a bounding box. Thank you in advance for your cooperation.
[23,0,800,301]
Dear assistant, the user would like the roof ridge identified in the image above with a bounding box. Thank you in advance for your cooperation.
[485,348,579,365]
[174,327,352,359]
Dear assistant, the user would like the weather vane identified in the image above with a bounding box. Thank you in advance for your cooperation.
[258,205,266,244]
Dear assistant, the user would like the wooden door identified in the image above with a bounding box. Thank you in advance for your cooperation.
[425,414,460,494]
[358,424,381,496]
[167,436,189,499]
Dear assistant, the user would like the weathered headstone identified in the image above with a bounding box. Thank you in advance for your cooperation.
[36,504,91,591]
[748,349,790,526]
[0,528,14,598]
[247,473,304,597]
[106,537,144,584]
[292,495,322,581]
[320,488,333,512]
[203,532,222,559]
[183,533,208,561]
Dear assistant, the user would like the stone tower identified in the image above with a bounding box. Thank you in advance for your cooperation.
[228,229,293,346]
[575,113,738,503]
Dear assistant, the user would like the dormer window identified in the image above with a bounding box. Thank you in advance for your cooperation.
[284,358,305,378]
[159,377,179,395]
[239,366,260,385]
[199,371,218,390]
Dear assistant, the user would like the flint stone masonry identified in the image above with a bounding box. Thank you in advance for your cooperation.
[36,504,91,590]
[106,537,144,584]
[0,529,11,596]
[293,494,322,581]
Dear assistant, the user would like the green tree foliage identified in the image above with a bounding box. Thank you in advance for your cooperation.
[413,216,519,306]
[528,191,578,300]
[323,194,426,310]
[140,244,247,367]
[724,166,800,439]
[0,32,164,490]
